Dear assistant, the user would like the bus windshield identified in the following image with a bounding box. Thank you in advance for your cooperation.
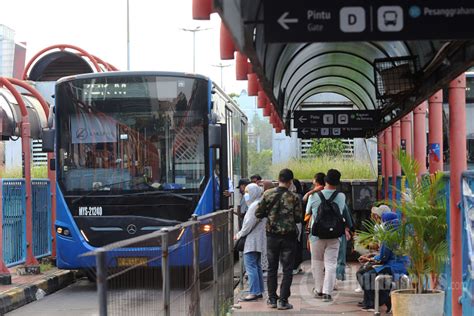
[56,75,208,194]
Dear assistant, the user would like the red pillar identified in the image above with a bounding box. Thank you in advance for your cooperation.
[392,121,401,204]
[428,90,444,173]
[413,102,427,176]
[0,78,39,269]
[401,113,412,157]
[448,74,466,316]
[377,132,385,200]
[384,127,393,200]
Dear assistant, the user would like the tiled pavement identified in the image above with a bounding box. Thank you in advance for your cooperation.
[232,261,391,315]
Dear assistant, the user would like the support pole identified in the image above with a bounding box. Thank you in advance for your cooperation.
[96,249,108,316]
[0,78,39,271]
[401,113,413,157]
[413,102,427,176]
[384,127,393,201]
[161,230,170,316]
[392,121,401,205]
[6,78,57,259]
[448,74,466,316]
[428,90,444,174]
[191,216,201,316]
[211,217,219,316]
[377,133,385,200]
[227,210,234,305]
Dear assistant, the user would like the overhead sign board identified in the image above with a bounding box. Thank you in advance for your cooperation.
[264,0,474,42]
[297,127,369,139]
[294,110,380,128]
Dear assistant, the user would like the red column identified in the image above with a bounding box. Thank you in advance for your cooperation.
[428,90,444,173]
[401,114,412,157]
[384,127,393,200]
[448,74,466,316]
[392,121,401,204]
[413,102,427,176]
[378,132,385,200]
[0,78,39,270]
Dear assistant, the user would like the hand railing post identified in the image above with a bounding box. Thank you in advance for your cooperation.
[191,215,201,316]
[211,215,219,316]
[227,209,234,304]
[161,230,170,316]
[96,248,108,316]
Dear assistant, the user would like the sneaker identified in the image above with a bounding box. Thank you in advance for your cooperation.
[267,298,277,308]
[277,300,293,310]
[322,294,333,302]
[361,307,375,312]
[312,288,323,299]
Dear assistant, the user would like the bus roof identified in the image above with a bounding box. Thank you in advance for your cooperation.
[56,71,211,84]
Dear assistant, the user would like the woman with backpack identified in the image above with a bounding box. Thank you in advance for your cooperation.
[306,169,351,302]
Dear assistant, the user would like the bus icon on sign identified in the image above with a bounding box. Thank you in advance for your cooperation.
[378,6,403,32]
[384,11,397,26]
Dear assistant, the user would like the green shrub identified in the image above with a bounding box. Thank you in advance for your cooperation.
[270,156,375,180]
[308,138,345,157]
[0,165,48,179]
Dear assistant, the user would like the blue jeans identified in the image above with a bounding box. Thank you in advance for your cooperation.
[244,252,264,295]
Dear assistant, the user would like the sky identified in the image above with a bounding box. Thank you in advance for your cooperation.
[0,0,247,94]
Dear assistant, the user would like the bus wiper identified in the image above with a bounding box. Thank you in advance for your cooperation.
[122,191,194,201]
[71,178,145,204]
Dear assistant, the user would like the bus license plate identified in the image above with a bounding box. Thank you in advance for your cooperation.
[117,257,148,267]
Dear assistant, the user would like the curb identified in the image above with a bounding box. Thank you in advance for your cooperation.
[0,270,75,315]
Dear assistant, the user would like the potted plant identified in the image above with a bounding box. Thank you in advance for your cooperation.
[356,150,448,316]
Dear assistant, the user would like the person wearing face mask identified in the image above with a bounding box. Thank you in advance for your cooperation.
[235,183,266,302]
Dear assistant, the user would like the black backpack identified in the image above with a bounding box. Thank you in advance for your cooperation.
[311,191,346,239]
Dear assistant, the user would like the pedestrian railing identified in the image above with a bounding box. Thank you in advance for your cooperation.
[1,179,27,266]
[32,179,52,258]
[84,209,234,316]
[1,179,52,266]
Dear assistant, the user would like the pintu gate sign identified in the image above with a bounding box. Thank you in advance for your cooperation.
[264,0,474,42]
[294,110,379,139]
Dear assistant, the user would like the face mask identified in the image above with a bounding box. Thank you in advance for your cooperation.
[244,193,250,202]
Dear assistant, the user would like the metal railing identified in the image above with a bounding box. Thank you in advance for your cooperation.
[85,209,234,316]
[1,179,52,266]
[32,179,52,258]
[2,179,26,266]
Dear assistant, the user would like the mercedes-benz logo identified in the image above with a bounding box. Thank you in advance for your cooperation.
[126,224,137,235]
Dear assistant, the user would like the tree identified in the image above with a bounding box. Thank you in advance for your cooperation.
[250,113,272,151]
[308,138,345,157]
[248,147,272,179]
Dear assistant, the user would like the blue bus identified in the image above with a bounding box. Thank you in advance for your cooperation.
[48,71,247,269]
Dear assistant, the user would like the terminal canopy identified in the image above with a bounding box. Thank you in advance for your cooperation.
[215,0,474,136]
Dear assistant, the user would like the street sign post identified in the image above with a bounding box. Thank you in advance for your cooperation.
[264,0,474,43]
[297,127,369,139]
[294,110,379,139]
[294,110,380,128]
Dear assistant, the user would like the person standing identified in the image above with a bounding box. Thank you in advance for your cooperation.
[255,169,302,310]
[235,183,265,301]
[306,169,350,302]
[237,178,251,229]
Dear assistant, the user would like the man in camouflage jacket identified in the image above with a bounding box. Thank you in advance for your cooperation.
[255,168,302,310]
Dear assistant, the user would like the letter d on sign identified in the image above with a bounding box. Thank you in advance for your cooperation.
[348,14,357,25]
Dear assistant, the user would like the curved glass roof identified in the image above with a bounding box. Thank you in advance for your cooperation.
[215,0,474,133]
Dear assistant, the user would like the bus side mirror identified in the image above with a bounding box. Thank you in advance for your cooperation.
[209,124,221,148]
[42,128,55,152]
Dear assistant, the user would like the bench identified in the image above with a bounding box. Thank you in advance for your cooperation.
[374,274,410,315]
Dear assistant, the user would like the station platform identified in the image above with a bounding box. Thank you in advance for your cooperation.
[233,261,389,315]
